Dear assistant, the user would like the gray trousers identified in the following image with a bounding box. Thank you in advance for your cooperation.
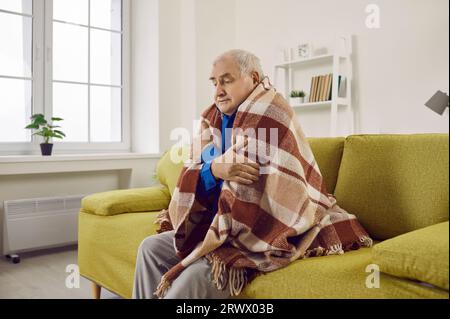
[132,230,231,299]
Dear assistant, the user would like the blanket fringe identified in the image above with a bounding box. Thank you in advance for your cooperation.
[303,246,326,259]
[210,255,228,290]
[154,274,171,299]
[155,209,169,224]
[325,243,344,256]
[208,255,247,296]
[154,209,173,233]
[229,267,247,296]
[359,235,374,248]
[302,235,373,259]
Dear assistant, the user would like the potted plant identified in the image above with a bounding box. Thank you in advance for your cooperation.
[25,114,65,156]
[298,90,306,103]
[290,90,306,105]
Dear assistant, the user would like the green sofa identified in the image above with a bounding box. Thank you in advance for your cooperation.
[78,134,449,299]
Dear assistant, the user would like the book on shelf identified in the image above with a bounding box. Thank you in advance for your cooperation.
[321,75,328,102]
[315,75,322,102]
[318,75,326,102]
[308,76,315,103]
[320,74,330,101]
[307,73,346,103]
[309,76,318,102]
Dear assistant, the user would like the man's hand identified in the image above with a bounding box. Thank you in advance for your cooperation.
[210,139,260,185]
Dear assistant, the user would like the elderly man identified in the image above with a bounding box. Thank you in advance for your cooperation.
[132,50,264,299]
[133,49,372,299]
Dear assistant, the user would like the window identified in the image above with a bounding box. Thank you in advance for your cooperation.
[0,0,129,154]
[0,0,33,143]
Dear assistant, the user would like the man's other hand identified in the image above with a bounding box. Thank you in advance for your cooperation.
[210,139,260,185]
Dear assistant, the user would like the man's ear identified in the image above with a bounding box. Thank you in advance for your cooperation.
[251,71,260,85]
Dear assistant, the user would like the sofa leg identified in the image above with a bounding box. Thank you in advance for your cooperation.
[92,282,102,299]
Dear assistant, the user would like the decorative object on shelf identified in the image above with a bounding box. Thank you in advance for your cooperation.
[290,90,306,104]
[425,90,449,115]
[25,114,66,156]
[296,43,312,59]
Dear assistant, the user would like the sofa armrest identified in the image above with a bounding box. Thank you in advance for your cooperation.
[372,221,449,290]
[81,185,171,216]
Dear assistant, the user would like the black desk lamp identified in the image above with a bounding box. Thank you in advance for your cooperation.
[425,90,449,115]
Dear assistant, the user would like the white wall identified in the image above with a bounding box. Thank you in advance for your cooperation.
[130,0,160,153]
[131,0,198,153]
[195,0,237,116]
[134,0,238,151]
[232,0,449,136]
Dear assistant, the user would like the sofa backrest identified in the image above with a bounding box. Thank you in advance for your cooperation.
[156,146,190,196]
[156,138,345,196]
[334,134,449,241]
[307,137,345,194]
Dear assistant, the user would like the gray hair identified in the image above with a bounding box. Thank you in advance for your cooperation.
[214,49,265,81]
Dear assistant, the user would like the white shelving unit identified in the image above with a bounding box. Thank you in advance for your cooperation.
[274,35,354,137]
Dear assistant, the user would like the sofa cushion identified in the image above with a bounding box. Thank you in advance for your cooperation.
[240,245,447,299]
[372,221,449,290]
[334,134,449,240]
[81,186,171,216]
[307,137,345,194]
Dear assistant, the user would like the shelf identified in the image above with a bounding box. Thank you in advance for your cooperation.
[275,54,334,68]
[291,98,348,109]
[273,35,354,137]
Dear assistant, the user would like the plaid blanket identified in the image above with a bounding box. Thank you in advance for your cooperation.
[155,79,373,298]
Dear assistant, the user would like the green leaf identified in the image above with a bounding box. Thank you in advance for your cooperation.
[34,118,47,126]
[31,114,45,120]
[51,117,64,121]
[54,130,66,137]
[25,124,39,129]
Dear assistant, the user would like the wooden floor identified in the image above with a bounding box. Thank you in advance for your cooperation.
[0,245,120,299]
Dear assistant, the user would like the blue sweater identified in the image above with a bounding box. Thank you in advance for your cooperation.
[196,110,236,213]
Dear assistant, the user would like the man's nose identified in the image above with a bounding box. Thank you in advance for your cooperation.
[215,83,225,98]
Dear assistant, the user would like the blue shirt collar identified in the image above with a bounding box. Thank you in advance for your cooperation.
[221,108,238,121]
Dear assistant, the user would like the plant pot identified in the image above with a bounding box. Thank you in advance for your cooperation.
[289,97,299,105]
[290,97,305,105]
[40,143,53,156]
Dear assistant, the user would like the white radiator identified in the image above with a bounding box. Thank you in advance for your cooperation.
[3,194,85,255]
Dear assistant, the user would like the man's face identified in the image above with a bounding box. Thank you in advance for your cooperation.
[209,56,257,116]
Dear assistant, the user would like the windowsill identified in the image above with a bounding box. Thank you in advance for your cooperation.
[0,152,162,164]
[0,152,163,178]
